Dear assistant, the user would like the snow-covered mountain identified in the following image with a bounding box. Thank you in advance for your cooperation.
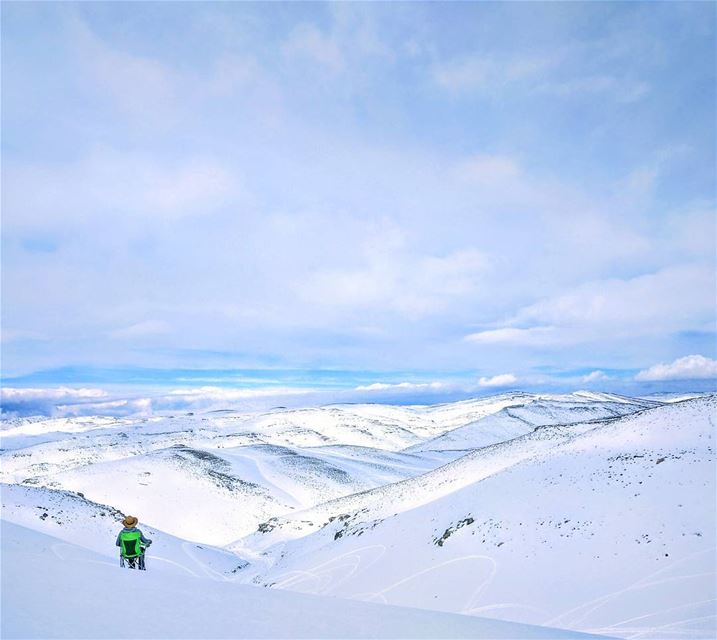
[405,395,658,454]
[3,393,617,542]
[1,391,714,639]
[230,397,715,639]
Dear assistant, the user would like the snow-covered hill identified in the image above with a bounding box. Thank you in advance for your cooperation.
[12,441,444,544]
[404,395,657,454]
[1,483,243,575]
[1,392,713,639]
[4,393,630,542]
[230,397,716,639]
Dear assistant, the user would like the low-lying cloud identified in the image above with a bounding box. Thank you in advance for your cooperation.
[582,370,611,383]
[354,381,448,392]
[635,355,717,381]
[478,373,518,387]
[0,385,319,419]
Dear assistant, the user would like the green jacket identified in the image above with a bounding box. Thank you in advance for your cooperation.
[116,527,151,558]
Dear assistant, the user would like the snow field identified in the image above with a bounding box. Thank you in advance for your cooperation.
[1,520,608,639]
[1,392,713,638]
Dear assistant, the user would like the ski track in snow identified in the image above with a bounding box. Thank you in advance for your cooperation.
[546,549,714,630]
[592,598,717,638]
[464,603,555,619]
[364,554,500,614]
[51,542,115,570]
[2,520,614,640]
[273,546,506,618]
[149,554,202,577]
[274,544,389,594]
[180,541,234,581]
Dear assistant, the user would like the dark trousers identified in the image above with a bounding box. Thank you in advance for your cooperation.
[120,554,146,570]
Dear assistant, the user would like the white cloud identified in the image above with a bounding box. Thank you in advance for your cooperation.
[328,3,394,61]
[0,385,320,418]
[1,329,49,344]
[432,54,554,92]
[478,373,517,387]
[454,154,521,184]
[5,151,240,231]
[515,265,714,331]
[467,265,715,348]
[1,387,113,419]
[432,57,492,92]
[166,386,313,400]
[69,16,180,125]
[537,76,650,103]
[466,327,560,346]
[283,23,344,73]
[281,7,393,76]
[144,164,234,213]
[354,381,447,392]
[3,7,714,379]
[110,321,172,340]
[208,55,262,96]
[582,370,610,383]
[302,220,490,317]
[432,46,649,104]
[1,387,108,402]
[661,206,716,259]
[635,355,717,381]
[56,397,154,418]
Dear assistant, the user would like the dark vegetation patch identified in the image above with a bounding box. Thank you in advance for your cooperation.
[257,518,280,533]
[282,456,354,484]
[322,509,378,541]
[7,488,125,528]
[434,516,475,547]
[166,445,265,494]
[170,445,226,465]
[231,560,250,573]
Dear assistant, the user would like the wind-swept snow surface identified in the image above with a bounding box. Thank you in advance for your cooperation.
[1,393,713,638]
[232,397,716,639]
[1,521,607,639]
[404,396,656,454]
[3,393,627,542]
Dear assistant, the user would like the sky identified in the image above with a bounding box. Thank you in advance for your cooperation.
[1,2,716,414]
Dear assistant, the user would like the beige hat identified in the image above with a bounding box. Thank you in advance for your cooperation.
[122,515,138,527]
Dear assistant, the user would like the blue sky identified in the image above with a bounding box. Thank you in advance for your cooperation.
[2,2,715,410]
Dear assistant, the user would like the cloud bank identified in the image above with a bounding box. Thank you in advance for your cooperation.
[478,374,518,388]
[635,355,717,381]
[2,3,715,382]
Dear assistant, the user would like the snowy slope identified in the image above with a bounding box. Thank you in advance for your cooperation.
[405,395,658,454]
[4,392,707,639]
[22,441,444,543]
[2,393,606,543]
[638,391,713,403]
[8,445,291,545]
[231,397,716,639]
[0,405,456,543]
[0,483,244,576]
[0,402,462,479]
[1,520,609,639]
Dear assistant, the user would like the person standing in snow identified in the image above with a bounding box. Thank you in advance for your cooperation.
[117,515,152,570]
